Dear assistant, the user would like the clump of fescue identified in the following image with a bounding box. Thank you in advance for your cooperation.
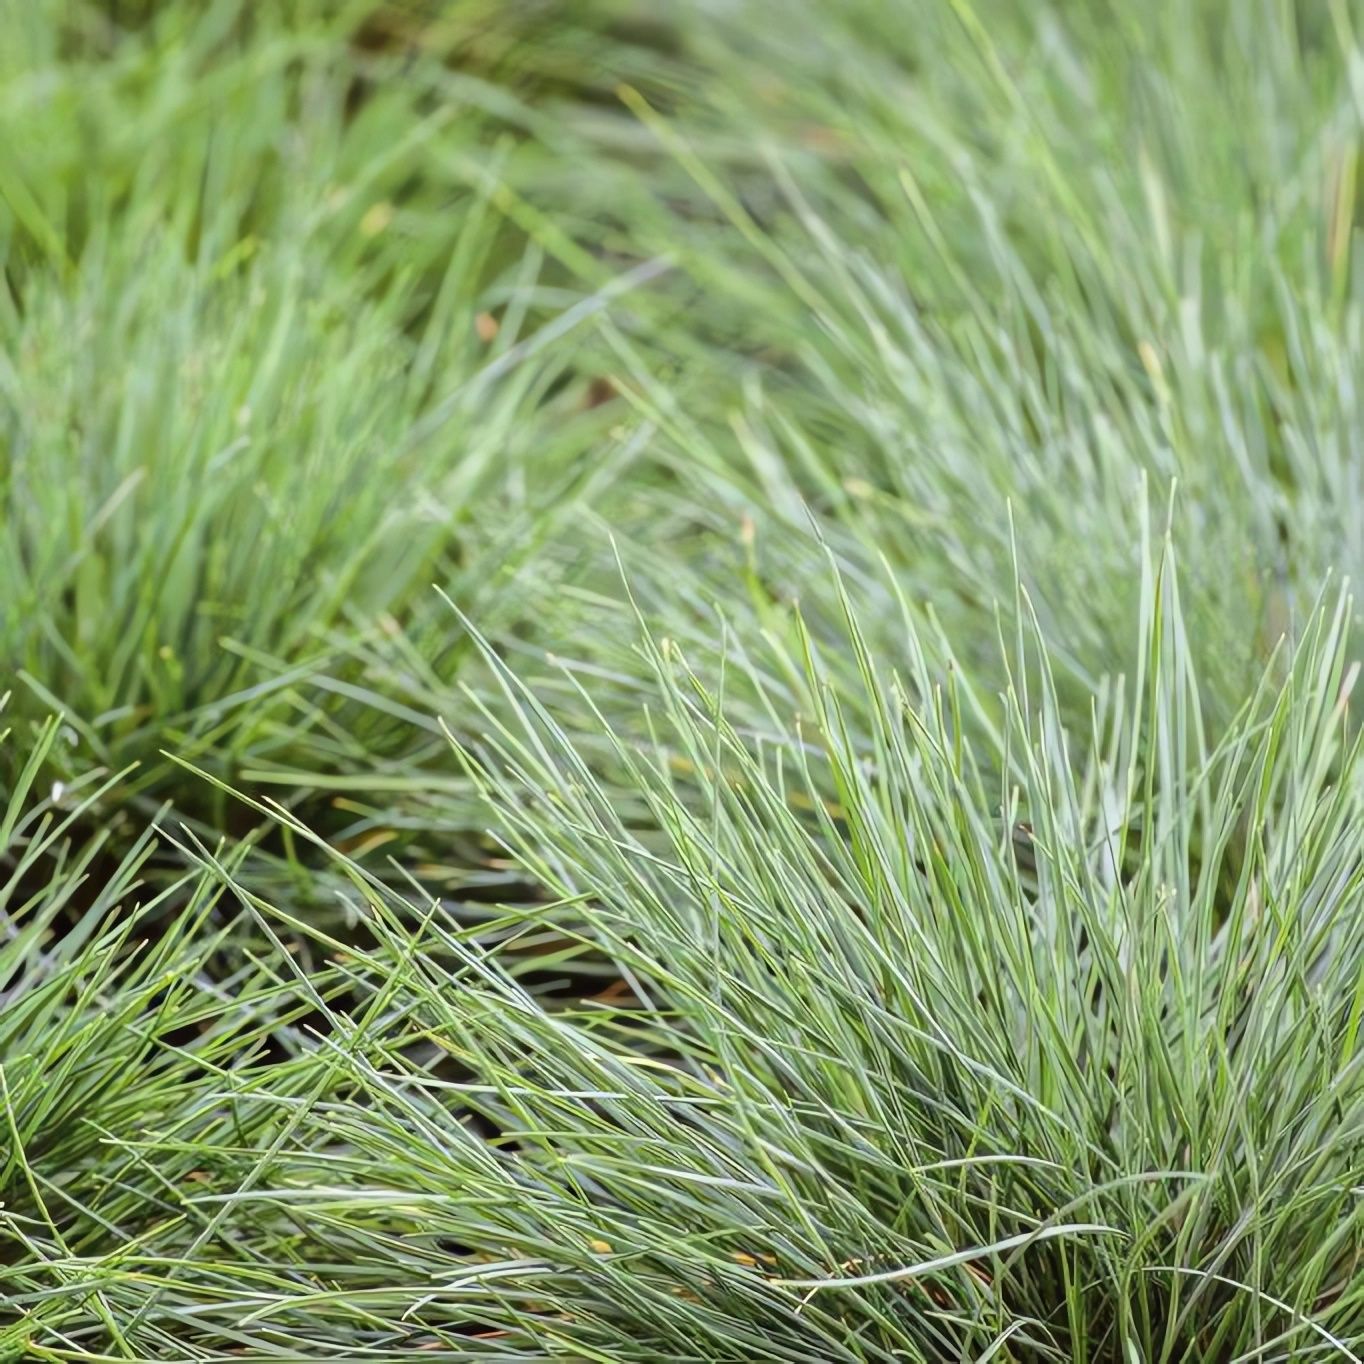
[0,701,342,1358]
[24,553,1351,1359]
[6,2,1364,1357]
[0,2,646,853]
[525,0,1364,737]
[430,555,1364,1359]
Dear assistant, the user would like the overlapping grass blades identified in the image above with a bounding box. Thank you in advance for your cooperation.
[9,556,1354,1357]
[0,0,653,848]
[5,1,1364,1358]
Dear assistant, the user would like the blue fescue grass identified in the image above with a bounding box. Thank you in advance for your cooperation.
[4,1,1364,1358]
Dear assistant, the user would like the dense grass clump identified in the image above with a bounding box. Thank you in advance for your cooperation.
[495,0,1364,731]
[0,0,653,848]
[7,563,1364,1358]
[4,0,1364,1358]
[427,557,1364,1360]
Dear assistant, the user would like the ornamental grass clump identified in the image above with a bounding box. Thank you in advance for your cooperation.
[0,0,645,855]
[14,553,1348,1358]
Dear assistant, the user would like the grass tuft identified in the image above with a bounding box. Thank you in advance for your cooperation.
[4,2,1364,1358]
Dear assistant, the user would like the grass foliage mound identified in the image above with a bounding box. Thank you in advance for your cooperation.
[3,1,1363,1358]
